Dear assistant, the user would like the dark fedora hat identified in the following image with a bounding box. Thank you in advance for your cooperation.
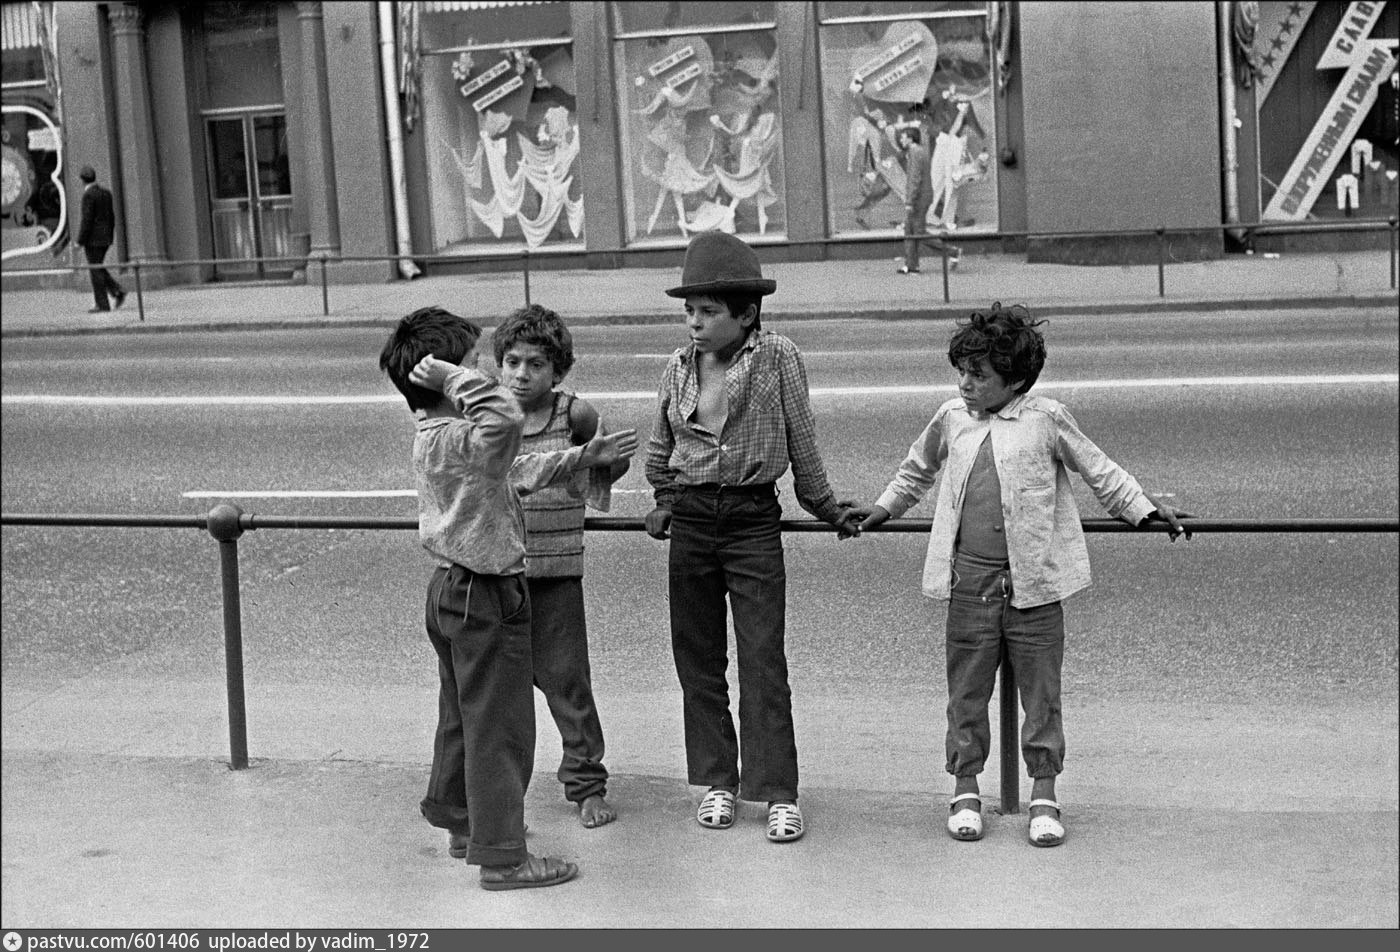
[665,230,776,298]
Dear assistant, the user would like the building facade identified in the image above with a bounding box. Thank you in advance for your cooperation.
[2,1,1396,286]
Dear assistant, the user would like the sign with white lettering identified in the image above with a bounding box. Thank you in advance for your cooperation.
[472,74,523,112]
[872,55,926,93]
[854,33,922,82]
[647,45,695,79]
[1263,1,1398,220]
[460,58,511,97]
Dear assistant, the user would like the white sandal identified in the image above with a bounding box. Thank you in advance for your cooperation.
[696,788,735,829]
[947,792,984,841]
[766,802,804,842]
[1028,798,1065,847]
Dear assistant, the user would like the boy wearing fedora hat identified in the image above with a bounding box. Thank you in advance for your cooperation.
[644,231,859,844]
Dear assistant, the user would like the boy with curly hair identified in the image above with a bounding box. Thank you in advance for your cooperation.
[379,306,635,889]
[492,304,628,829]
[854,302,1189,847]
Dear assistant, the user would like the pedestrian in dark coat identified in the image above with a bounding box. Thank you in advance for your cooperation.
[76,165,125,313]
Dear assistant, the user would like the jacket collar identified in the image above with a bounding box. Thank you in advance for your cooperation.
[680,327,763,366]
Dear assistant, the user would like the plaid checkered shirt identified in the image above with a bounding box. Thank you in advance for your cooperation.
[645,329,845,525]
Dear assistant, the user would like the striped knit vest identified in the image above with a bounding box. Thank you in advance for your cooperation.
[519,391,586,578]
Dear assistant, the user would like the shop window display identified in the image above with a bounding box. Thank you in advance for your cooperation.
[2,1,64,263]
[817,3,997,237]
[418,2,581,252]
[613,2,786,242]
[1252,1,1398,223]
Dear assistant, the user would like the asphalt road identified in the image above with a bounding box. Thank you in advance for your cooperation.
[3,307,1396,705]
[3,307,1398,928]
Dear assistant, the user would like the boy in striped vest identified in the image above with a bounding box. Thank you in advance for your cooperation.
[494,304,629,829]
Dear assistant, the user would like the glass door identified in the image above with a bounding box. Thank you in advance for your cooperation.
[205,111,292,278]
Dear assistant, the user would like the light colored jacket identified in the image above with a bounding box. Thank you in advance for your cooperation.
[874,393,1157,608]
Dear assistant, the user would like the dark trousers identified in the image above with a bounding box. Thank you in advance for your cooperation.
[528,575,608,803]
[419,564,534,867]
[668,485,798,802]
[84,244,123,310]
[903,202,933,271]
[944,549,1066,780]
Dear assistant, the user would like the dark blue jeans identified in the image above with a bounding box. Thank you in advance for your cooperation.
[668,485,798,802]
[420,565,534,867]
[528,575,608,804]
[945,549,1066,780]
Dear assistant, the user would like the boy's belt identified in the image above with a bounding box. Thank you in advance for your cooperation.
[682,482,776,498]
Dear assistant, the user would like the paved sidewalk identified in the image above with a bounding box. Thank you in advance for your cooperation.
[2,247,1396,337]
[3,682,1397,928]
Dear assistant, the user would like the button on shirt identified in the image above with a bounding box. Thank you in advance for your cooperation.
[646,329,845,524]
[874,393,1157,608]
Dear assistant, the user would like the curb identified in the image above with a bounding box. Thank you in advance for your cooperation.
[1,293,1395,339]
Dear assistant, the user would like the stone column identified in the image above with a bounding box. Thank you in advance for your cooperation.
[296,1,341,256]
[107,2,167,264]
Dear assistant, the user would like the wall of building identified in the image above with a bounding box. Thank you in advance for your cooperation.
[14,1,1392,293]
[1019,1,1224,262]
[146,9,202,282]
[323,2,394,282]
[53,3,118,264]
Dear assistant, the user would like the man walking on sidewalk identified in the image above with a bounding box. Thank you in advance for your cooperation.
[896,128,959,276]
[76,165,126,313]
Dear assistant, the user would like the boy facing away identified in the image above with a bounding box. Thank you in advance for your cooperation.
[643,230,858,844]
[379,306,636,890]
[493,303,628,829]
[853,302,1189,847]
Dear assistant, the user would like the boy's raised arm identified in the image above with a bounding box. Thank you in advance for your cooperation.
[411,355,523,477]
[511,429,637,497]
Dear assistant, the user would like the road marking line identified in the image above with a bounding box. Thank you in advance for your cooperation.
[3,373,1395,406]
[180,488,656,499]
[182,490,418,499]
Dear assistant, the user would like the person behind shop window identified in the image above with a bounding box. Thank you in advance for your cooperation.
[896,126,960,275]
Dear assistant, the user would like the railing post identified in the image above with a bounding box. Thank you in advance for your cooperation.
[999,646,1019,814]
[1389,217,1396,291]
[523,250,531,306]
[320,257,330,316]
[133,262,144,322]
[206,503,249,770]
[1156,227,1166,298]
[940,244,951,304]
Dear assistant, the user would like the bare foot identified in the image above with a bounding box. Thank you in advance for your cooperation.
[579,794,616,828]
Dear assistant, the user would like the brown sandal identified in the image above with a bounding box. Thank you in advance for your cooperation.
[479,854,578,891]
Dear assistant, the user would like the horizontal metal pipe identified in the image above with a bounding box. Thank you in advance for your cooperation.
[3,221,1394,282]
[2,514,1396,534]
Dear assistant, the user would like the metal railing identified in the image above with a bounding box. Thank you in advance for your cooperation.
[5,217,1395,322]
[4,507,1396,812]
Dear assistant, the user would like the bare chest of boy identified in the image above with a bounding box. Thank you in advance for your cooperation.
[694,357,729,435]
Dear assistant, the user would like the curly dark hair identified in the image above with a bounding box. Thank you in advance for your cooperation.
[491,303,575,377]
[379,306,481,411]
[947,301,1048,394]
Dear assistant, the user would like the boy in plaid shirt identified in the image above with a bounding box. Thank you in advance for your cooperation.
[644,231,858,843]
